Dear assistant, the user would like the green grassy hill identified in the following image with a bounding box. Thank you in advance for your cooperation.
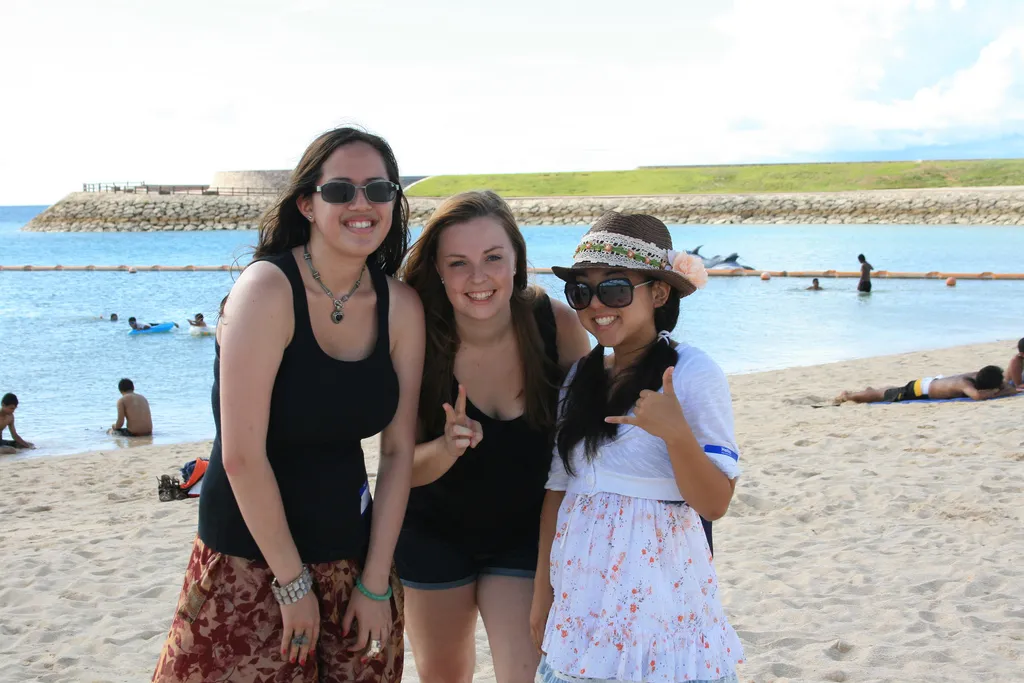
[405,159,1024,197]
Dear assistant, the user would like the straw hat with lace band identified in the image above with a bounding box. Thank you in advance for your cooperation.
[550,211,708,296]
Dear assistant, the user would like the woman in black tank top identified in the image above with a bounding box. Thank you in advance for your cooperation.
[396,192,591,683]
[152,128,425,683]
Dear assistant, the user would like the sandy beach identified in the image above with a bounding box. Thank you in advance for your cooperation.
[1,339,1021,683]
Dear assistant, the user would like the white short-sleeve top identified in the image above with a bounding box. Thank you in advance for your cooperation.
[546,343,740,499]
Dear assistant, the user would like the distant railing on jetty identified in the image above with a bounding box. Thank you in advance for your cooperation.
[82,182,279,196]
[2,265,1024,280]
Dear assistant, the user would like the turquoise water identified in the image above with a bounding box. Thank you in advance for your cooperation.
[3,205,1023,458]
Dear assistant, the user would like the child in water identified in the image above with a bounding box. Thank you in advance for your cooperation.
[531,212,743,683]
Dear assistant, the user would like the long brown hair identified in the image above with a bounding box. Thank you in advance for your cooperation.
[252,126,409,276]
[401,190,560,438]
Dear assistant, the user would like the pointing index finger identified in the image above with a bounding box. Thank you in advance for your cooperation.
[455,384,467,419]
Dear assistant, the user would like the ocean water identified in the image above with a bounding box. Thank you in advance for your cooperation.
[3,205,1023,458]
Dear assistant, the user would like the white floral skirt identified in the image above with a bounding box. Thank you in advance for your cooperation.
[541,492,743,683]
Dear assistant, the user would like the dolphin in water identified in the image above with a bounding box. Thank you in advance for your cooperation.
[687,246,755,270]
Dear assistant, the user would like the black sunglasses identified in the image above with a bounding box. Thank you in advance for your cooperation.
[564,278,653,310]
[315,179,399,204]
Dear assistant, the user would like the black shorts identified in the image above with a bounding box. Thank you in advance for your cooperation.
[858,280,872,293]
[394,525,537,590]
[1,439,25,449]
[113,427,135,437]
[882,379,925,403]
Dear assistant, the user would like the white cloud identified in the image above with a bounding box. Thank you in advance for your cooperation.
[0,0,1021,204]
[950,0,967,11]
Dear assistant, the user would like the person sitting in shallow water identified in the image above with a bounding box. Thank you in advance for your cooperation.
[807,278,823,291]
[108,378,153,436]
[834,365,1020,404]
[187,313,207,328]
[1,393,35,453]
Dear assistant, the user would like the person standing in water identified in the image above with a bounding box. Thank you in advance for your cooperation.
[857,254,873,293]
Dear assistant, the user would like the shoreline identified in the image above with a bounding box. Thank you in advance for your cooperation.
[5,336,1018,462]
[2,338,1022,682]
[22,186,1024,231]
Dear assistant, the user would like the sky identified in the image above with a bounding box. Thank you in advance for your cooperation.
[2,0,1024,205]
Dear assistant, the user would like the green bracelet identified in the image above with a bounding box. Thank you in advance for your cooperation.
[355,576,393,601]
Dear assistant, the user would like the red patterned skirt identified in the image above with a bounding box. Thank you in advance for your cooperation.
[152,536,404,682]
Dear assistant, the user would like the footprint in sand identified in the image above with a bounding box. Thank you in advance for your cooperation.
[823,671,849,682]
[26,505,52,513]
[735,493,771,511]
[826,639,856,661]
[770,663,803,678]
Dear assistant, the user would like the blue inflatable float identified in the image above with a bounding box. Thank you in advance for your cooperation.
[128,322,176,336]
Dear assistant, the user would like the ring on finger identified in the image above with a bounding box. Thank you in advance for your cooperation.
[291,633,309,647]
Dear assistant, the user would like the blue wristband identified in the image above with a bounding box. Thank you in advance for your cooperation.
[355,576,392,601]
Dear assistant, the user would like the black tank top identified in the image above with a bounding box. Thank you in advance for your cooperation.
[402,294,560,552]
[198,250,399,564]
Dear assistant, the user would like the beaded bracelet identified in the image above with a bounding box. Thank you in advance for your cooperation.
[355,576,393,601]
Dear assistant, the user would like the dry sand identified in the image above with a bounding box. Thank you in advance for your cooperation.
[1,340,1021,683]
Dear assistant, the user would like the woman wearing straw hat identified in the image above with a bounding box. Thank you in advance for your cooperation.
[531,212,744,683]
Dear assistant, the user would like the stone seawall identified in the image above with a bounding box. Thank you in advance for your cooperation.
[22,187,1024,232]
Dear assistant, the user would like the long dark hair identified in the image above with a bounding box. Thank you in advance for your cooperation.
[555,290,681,475]
[400,190,560,438]
[252,126,409,276]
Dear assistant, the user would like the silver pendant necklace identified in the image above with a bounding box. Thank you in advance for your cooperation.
[302,244,365,324]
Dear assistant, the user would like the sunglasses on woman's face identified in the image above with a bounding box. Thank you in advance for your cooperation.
[564,278,653,310]
[315,179,399,204]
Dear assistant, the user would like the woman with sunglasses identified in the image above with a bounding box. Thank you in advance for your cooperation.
[531,212,744,683]
[397,191,590,683]
[153,127,424,682]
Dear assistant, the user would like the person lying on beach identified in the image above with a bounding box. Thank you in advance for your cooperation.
[1,393,35,453]
[187,313,207,328]
[834,365,1020,404]
[1005,338,1023,387]
[127,317,152,331]
[807,278,823,290]
[108,378,153,436]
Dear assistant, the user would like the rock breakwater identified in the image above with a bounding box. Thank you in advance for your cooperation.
[22,187,1024,232]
